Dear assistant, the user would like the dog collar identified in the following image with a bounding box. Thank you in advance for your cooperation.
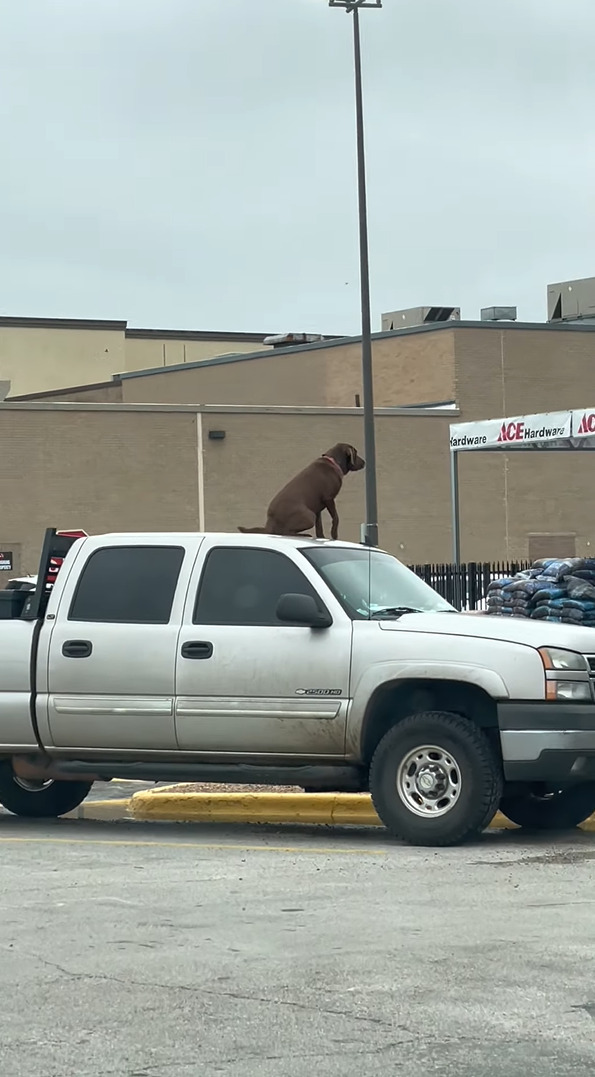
[322,454,344,478]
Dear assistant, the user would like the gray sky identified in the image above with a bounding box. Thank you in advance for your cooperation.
[1,0,594,335]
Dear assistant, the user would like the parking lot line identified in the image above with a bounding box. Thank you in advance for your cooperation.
[0,835,387,855]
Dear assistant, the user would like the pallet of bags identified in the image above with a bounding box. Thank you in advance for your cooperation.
[486,568,550,617]
[487,557,595,624]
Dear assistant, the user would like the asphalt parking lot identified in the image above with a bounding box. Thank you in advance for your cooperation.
[1,815,595,1077]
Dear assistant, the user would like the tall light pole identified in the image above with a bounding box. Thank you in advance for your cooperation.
[330,0,381,548]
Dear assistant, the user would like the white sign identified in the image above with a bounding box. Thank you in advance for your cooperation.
[572,409,595,438]
[450,410,573,451]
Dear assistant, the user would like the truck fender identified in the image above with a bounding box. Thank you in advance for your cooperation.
[347,661,509,757]
[352,661,510,708]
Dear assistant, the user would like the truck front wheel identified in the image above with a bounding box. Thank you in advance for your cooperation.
[0,762,93,818]
[500,784,595,830]
[369,711,503,847]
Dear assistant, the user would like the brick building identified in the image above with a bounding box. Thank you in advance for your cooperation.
[4,295,595,570]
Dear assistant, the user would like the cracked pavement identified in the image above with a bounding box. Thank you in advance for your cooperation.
[1,817,595,1075]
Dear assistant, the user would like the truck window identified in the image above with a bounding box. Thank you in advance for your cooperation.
[194,547,320,626]
[69,546,185,624]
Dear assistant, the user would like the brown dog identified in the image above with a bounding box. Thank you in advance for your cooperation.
[238,442,365,540]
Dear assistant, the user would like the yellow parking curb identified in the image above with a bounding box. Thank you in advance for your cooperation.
[130,790,378,826]
[129,790,531,830]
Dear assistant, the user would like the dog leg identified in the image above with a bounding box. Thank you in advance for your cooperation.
[325,500,340,541]
[315,513,325,539]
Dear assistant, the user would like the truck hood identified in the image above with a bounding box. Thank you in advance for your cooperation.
[379,611,595,653]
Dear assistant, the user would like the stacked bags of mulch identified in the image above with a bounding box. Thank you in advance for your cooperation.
[487,559,595,626]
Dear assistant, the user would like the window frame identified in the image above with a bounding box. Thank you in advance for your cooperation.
[68,544,186,625]
[192,545,331,628]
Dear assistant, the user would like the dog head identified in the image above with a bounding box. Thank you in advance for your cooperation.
[325,443,366,474]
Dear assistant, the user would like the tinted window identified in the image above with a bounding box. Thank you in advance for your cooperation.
[194,547,321,626]
[69,546,184,624]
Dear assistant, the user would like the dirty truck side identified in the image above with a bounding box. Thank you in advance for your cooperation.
[1,527,595,847]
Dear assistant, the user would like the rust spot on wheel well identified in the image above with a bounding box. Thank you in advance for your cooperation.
[360,680,498,764]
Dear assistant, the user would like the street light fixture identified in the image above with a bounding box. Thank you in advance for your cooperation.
[330,0,381,548]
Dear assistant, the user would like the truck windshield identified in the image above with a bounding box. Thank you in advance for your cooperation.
[301,546,455,620]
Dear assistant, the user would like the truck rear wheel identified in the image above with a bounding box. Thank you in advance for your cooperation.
[369,711,503,847]
[500,784,595,830]
[0,763,93,818]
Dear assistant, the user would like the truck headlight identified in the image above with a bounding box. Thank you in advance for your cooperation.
[538,648,589,672]
[547,680,592,702]
[538,648,592,702]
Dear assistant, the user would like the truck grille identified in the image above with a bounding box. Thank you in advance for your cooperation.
[587,656,595,674]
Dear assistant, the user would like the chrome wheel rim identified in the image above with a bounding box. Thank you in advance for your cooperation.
[13,777,54,793]
[397,744,462,818]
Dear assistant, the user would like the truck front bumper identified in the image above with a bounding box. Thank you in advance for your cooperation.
[499,702,595,782]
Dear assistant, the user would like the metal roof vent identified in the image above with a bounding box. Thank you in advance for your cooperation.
[480,306,518,322]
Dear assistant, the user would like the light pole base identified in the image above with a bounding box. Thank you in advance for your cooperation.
[360,522,379,547]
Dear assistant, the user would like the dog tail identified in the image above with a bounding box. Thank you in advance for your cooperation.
[237,525,267,533]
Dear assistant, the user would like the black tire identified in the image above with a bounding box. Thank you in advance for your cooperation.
[369,711,503,847]
[500,784,595,831]
[0,762,92,818]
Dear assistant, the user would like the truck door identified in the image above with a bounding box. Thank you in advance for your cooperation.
[44,539,197,750]
[175,542,352,755]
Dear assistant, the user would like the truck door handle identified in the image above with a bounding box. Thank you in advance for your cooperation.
[181,640,213,660]
[62,640,93,659]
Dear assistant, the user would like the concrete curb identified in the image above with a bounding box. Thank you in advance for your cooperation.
[67,798,132,821]
[129,789,541,831]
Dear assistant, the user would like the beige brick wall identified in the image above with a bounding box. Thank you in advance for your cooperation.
[123,336,272,374]
[0,323,272,398]
[0,326,126,397]
[202,411,453,562]
[454,328,595,560]
[0,404,455,575]
[0,408,200,576]
[118,331,456,409]
[121,351,326,406]
[322,330,456,408]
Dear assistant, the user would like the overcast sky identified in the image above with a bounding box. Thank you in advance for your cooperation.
[1,0,594,335]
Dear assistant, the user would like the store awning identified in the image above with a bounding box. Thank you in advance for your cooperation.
[449,407,595,452]
[447,407,595,570]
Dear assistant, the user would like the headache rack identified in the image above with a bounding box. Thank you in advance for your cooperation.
[21,528,87,621]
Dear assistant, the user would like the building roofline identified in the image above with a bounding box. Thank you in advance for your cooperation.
[0,401,460,418]
[118,318,595,381]
[0,314,340,342]
[0,315,127,332]
[125,328,340,343]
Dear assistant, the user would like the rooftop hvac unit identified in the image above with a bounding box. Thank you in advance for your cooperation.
[548,277,595,322]
[381,306,460,331]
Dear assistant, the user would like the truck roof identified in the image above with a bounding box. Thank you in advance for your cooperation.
[89,532,375,552]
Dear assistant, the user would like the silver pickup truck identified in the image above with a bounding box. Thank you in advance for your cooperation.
[2,527,595,847]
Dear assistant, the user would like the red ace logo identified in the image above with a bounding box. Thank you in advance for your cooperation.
[497,421,524,443]
[577,412,595,435]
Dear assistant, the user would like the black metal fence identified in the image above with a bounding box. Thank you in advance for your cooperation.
[409,560,531,611]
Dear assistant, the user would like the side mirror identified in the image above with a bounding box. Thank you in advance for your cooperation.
[276,593,332,629]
